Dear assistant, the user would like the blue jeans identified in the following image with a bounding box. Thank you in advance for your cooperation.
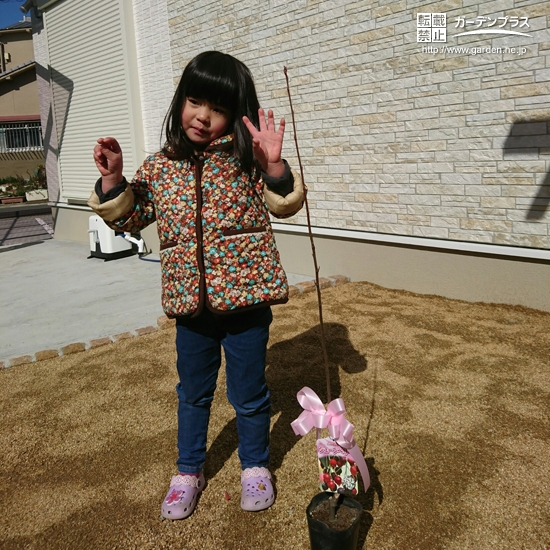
[174,306,272,474]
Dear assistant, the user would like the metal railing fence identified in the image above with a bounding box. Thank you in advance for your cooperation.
[0,122,43,153]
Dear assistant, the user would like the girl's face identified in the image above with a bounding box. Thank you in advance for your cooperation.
[181,97,231,147]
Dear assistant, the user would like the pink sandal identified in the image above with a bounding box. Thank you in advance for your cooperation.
[241,467,275,511]
[161,472,205,520]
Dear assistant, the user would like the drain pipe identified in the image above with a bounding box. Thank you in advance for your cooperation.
[1,43,6,73]
[123,232,145,255]
[123,233,161,262]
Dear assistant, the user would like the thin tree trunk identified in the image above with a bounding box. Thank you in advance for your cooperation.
[284,67,331,404]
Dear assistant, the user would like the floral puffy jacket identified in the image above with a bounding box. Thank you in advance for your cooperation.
[90,136,301,318]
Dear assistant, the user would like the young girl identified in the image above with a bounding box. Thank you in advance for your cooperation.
[89,51,303,519]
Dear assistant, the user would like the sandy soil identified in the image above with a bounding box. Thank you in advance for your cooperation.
[1,282,549,549]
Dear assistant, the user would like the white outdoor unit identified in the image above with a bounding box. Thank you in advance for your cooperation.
[88,215,134,261]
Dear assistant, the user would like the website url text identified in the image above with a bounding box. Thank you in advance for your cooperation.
[421,45,528,56]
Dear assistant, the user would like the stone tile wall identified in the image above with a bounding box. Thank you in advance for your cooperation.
[133,0,174,154]
[165,0,550,249]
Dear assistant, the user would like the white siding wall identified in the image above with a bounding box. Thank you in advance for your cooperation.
[43,0,143,201]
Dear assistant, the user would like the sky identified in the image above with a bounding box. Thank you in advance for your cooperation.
[0,0,27,29]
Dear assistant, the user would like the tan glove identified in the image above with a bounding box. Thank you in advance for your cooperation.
[263,169,305,217]
[87,184,134,222]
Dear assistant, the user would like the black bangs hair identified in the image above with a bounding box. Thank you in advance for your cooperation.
[162,51,261,176]
[185,58,238,112]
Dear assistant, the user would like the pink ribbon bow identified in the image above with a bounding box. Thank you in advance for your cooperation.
[291,386,370,491]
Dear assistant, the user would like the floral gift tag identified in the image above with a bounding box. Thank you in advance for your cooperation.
[316,437,358,495]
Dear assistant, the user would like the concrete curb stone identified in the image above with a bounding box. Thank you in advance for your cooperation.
[8,355,33,367]
[90,337,113,348]
[318,277,333,289]
[135,326,158,336]
[36,350,59,361]
[113,332,134,342]
[61,343,86,356]
[328,275,350,286]
[296,280,316,293]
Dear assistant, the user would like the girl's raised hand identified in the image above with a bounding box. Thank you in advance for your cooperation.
[93,137,123,191]
[243,108,285,178]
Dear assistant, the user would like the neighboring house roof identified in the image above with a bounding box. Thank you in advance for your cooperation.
[0,20,32,33]
[0,114,41,122]
[0,60,36,82]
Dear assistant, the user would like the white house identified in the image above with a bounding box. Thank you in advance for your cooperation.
[28,0,550,310]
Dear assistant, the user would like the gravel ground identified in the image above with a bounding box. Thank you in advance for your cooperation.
[1,282,549,549]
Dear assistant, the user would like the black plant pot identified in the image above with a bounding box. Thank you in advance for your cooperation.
[306,492,363,550]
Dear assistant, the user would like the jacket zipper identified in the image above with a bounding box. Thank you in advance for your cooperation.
[193,156,206,316]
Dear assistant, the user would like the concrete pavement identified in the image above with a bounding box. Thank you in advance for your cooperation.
[0,237,314,365]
